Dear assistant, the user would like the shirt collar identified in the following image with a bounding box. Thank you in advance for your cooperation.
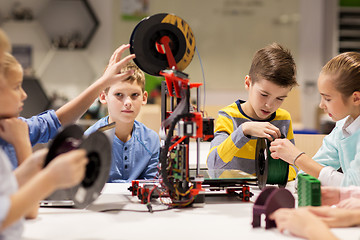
[343,115,360,137]
[235,99,276,122]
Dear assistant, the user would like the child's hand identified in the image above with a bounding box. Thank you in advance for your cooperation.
[269,138,302,164]
[337,197,360,209]
[23,148,46,172]
[0,118,29,146]
[0,118,32,164]
[14,148,48,187]
[270,207,332,239]
[20,149,46,175]
[321,186,341,206]
[242,121,281,140]
[307,206,360,228]
[101,44,136,87]
[45,149,88,189]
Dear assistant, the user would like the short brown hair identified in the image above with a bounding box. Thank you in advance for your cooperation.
[104,61,145,94]
[321,52,360,99]
[249,42,297,87]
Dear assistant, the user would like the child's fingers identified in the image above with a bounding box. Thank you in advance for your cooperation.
[71,149,88,164]
[109,45,124,64]
[268,127,281,139]
[269,209,292,232]
[271,138,290,147]
[269,139,281,149]
[336,198,359,209]
[69,150,88,184]
[114,44,131,63]
[110,55,135,74]
[306,206,332,217]
[118,54,136,66]
[79,154,89,168]
[270,152,279,159]
[270,208,290,220]
[267,124,281,139]
[269,143,276,153]
[114,70,135,81]
[59,149,87,168]
[0,121,5,133]
[271,138,280,144]
[76,157,88,181]
[264,133,275,141]
[109,44,130,65]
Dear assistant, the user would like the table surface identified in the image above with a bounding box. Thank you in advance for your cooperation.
[22,182,360,240]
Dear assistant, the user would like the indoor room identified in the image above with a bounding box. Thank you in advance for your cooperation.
[0,0,359,239]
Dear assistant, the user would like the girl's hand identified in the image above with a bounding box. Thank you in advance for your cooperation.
[269,138,302,164]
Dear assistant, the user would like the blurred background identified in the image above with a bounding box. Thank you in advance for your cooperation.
[1,0,357,134]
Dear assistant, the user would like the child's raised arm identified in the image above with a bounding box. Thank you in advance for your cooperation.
[55,44,135,125]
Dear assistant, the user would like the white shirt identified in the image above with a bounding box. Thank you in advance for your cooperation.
[0,147,23,240]
[342,115,360,138]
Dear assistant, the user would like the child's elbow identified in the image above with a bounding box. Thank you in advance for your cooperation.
[25,207,39,219]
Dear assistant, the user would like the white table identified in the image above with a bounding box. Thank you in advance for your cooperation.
[22,182,360,240]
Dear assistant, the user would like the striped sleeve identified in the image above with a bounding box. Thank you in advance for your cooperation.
[207,109,251,169]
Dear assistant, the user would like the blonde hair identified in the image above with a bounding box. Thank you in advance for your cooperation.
[3,52,22,79]
[321,52,360,99]
[104,61,145,94]
[0,29,11,53]
[0,29,11,80]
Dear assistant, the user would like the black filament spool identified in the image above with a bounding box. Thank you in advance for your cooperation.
[255,138,289,190]
[44,125,111,208]
[72,131,111,208]
[129,13,196,76]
